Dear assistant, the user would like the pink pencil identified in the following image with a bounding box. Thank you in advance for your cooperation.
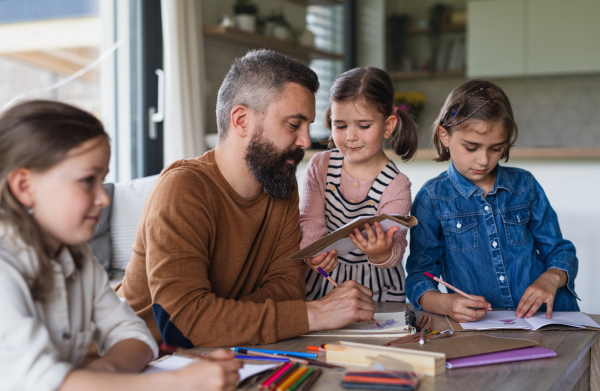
[424,272,494,311]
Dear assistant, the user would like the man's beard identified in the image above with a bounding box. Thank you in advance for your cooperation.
[244,124,305,200]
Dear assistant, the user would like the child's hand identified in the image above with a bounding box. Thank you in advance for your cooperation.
[516,269,567,319]
[305,250,338,274]
[175,349,242,391]
[349,222,399,264]
[443,293,490,323]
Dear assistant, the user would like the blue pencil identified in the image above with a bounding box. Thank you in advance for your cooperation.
[231,347,317,359]
[234,354,289,362]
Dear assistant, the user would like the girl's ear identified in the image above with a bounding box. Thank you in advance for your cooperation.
[7,168,36,208]
[383,114,398,139]
[437,125,450,147]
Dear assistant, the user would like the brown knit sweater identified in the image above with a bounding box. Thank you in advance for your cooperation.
[115,150,308,347]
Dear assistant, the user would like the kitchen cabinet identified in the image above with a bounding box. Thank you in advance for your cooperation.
[467,0,600,78]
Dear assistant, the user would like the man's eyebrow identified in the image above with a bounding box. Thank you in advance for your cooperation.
[285,114,308,121]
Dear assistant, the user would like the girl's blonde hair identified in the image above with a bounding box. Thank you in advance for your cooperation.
[0,100,108,301]
[432,79,518,162]
[325,67,418,162]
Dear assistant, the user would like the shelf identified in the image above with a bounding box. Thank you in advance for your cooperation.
[408,23,466,35]
[284,0,343,5]
[303,148,600,161]
[388,69,466,81]
[203,25,343,61]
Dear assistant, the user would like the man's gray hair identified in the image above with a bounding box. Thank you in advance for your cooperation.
[216,49,320,139]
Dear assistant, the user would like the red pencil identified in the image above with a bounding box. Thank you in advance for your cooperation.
[424,272,494,311]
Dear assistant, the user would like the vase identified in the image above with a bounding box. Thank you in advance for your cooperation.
[234,14,256,32]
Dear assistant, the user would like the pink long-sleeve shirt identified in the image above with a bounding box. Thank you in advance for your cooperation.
[299,150,412,268]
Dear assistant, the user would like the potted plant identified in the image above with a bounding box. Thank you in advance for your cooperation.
[233,0,259,33]
[263,9,292,41]
[394,91,426,123]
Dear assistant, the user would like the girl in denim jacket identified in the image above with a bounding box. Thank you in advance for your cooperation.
[406,80,579,323]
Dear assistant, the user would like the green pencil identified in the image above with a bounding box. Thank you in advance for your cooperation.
[270,362,300,389]
[288,367,315,391]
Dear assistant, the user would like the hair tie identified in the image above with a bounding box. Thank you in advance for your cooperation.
[394,103,410,124]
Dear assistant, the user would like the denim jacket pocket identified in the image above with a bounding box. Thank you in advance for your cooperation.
[440,216,478,253]
[501,208,530,246]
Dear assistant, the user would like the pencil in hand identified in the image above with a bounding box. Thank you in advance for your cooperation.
[424,272,494,311]
[317,267,378,326]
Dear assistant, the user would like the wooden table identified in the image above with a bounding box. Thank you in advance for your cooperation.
[192,303,600,391]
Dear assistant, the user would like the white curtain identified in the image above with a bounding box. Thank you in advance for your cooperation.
[161,0,207,165]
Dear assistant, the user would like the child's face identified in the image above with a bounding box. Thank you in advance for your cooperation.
[331,101,395,165]
[31,136,110,253]
[439,120,507,190]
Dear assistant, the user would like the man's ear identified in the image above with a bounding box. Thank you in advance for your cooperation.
[230,105,250,138]
[7,168,36,207]
[437,125,450,147]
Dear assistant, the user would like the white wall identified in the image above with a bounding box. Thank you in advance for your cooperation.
[297,159,600,314]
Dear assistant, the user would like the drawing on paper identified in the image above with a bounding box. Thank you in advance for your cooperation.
[500,319,516,325]
[372,319,397,329]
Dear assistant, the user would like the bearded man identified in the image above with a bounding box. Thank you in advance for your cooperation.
[116,50,376,347]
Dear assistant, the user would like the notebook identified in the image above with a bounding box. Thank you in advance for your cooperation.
[302,312,409,337]
[143,355,279,385]
[457,311,600,331]
[288,214,417,259]
[446,347,556,368]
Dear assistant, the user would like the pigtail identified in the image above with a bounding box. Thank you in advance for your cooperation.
[390,108,418,162]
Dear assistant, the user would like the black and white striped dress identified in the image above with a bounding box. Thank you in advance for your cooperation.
[305,149,406,302]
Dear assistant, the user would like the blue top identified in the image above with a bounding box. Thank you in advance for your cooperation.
[405,163,579,311]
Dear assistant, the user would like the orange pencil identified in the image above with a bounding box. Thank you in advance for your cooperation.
[277,366,308,391]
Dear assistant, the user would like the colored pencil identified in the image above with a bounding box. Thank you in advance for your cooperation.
[288,367,315,391]
[419,326,426,345]
[424,271,494,311]
[306,345,325,352]
[298,368,322,391]
[231,347,317,359]
[277,366,308,391]
[235,354,289,362]
[260,362,293,390]
[317,267,339,288]
[317,267,378,326]
[237,349,308,364]
[271,363,300,390]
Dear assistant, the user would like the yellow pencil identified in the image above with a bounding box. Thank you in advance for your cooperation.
[276,366,308,391]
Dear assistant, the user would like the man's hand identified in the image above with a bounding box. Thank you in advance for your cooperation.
[516,269,567,319]
[349,222,398,264]
[305,250,338,274]
[305,280,376,331]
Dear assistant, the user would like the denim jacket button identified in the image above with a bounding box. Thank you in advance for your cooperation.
[492,241,498,248]
[484,206,490,211]
[499,275,505,282]
[456,222,462,228]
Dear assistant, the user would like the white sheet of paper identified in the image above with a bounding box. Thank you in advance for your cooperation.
[303,312,408,336]
[143,356,278,384]
[320,217,410,256]
[460,310,600,330]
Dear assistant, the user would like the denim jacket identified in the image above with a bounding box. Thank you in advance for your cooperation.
[406,163,579,311]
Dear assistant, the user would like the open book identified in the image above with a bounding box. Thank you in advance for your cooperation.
[458,311,600,331]
[288,214,417,260]
[302,312,409,337]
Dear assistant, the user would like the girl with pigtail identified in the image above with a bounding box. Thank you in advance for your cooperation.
[300,67,418,302]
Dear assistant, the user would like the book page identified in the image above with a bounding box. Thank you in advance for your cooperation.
[459,311,532,330]
[304,312,408,335]
[525,311,600,330]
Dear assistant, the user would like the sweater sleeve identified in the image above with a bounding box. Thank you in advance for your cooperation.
[141,169,307,347]
[367,171,412,269]
[299,152,330,250]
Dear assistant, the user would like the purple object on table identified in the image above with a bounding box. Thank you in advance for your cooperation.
[446,347,557,369]
[317,267,329,278]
